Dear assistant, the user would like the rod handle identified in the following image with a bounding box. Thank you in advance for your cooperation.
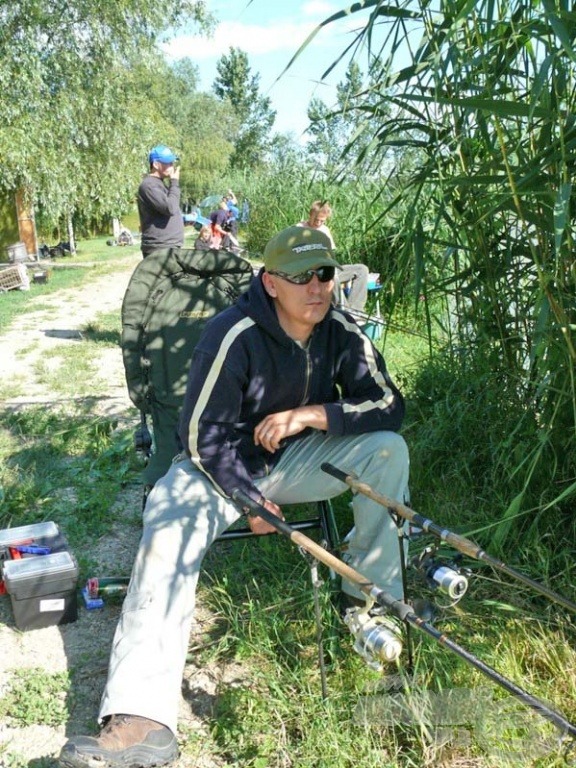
[321,462,351,484]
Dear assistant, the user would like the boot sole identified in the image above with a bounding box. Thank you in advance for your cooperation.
[59,742,178,768]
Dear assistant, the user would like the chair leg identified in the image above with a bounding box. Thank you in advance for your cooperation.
[316,499,339,553]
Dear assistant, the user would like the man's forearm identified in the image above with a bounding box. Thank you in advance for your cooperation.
[295,404,328,431]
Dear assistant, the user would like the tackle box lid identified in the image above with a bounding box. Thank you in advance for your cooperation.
[0,521,59,547]
[3,550,78,588]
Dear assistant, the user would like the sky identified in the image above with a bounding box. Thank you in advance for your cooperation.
[164,0,369,140]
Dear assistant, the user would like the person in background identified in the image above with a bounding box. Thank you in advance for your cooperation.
[297,200,369,312]
[296,200,336,247]
[58,225,408,768]
[209,200,232,241]
[224,192,239,238]
[194,224,218,251]
[210,199,241,253]
[137,145,184,259]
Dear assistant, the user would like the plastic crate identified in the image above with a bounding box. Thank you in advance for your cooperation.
[4,551,79,630]
[0,264,28,292]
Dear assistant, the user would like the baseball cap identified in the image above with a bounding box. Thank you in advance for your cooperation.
[264,226,341,274]
[149,144,178,164]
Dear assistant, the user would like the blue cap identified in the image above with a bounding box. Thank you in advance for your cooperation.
[149,144,178,164]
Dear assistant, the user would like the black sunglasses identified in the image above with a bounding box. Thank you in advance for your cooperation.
[268,266,336,285]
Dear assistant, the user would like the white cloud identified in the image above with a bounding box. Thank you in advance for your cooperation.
[302,1,337,17]
[160,0,370,136]
[165,18,341,61]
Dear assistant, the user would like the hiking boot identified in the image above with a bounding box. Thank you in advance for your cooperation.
[59,714,178,768]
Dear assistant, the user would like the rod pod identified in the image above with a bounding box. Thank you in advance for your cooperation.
[321,462,576,615]
[232,489,576,740]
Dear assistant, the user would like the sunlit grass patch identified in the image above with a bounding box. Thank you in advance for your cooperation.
[0,668,71,727]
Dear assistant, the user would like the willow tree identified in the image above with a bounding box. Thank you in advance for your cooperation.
[0,1,213,233]
[289,0,576,536]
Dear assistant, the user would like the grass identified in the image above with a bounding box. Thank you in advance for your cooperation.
[20,311,124,400]
[195,529,576,766]
[27,317,122,396]
[0,233,145,332]
[0,408,138,545]
[0,236,575,767]
[0,668,71,727]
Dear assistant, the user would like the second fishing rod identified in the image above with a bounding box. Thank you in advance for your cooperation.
[321,462,576,614]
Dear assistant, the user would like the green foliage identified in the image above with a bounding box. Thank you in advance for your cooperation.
[0,668,70,727]
[0,407,137,543]
[403,341,576,558]
[287,0,576,535]
[306,61,388,180]
[179,93,238,202]
[0,1,213,228]
[406,350,535,500]
[213,47,277,171]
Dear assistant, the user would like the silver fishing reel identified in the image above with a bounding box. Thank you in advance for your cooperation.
[344,601,403,671]
[429,563,468,599]
[412,545,469,601]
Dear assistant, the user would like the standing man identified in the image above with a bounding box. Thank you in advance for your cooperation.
[59,225,409,768]
[137,145,184,258]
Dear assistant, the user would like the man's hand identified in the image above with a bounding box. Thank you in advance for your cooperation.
[254,405,328,453]
[248,498,284,535]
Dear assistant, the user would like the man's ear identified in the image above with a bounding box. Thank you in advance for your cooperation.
[262,272,277,298]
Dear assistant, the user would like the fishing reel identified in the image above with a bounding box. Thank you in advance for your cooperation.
[343,601,403,671]
[411,545,470,602]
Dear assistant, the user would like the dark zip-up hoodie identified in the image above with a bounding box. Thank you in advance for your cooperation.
[178,270,405,505]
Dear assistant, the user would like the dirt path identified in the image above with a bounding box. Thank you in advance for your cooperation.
[1,253,139,416]
[0,253,236,767]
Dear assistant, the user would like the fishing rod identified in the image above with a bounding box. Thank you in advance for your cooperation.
[232,489,576,739]
[344,305,430,340]
[321,463,576,615]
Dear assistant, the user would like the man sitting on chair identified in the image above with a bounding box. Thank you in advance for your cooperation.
[59,225,409,768]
